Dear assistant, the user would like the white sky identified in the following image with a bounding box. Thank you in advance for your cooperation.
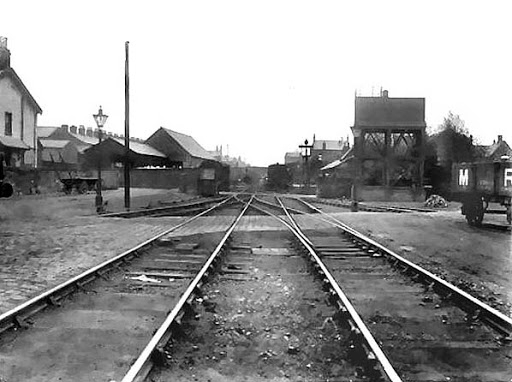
[3,0,511,166]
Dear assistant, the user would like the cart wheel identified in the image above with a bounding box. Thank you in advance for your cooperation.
[78,181,89,194]
[465,195,484,226]
[0,182,13,198]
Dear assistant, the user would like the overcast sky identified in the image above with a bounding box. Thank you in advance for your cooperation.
[3,1,511,166]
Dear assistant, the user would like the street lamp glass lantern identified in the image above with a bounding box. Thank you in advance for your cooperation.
[300,139,311,157]
[93,106,108,128]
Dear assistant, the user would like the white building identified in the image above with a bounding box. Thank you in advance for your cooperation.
[0,37,42,167]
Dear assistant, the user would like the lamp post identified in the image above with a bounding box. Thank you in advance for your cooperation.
[299,139,313,189]
[93,106,108,213]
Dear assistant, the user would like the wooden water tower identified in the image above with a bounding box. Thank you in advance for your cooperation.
[351,90,426,201]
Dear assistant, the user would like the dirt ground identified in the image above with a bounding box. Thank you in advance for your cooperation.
[318,207,512,317]
[0,190,511,381]
[151,231,360,382]
[0,188,194,314]
[1,189,510,324]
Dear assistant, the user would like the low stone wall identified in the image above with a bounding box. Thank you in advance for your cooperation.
[359,186,425,202]
[317,182,351,199]
[120,168,199,194]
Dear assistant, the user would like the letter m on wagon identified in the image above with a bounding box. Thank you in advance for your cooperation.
[459,168,470,187]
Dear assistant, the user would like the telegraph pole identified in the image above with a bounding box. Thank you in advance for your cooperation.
[124,41,131,210]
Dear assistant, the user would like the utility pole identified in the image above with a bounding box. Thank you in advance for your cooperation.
[124,41,131,211]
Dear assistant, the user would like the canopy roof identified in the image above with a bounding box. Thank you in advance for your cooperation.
[0,135,30,150]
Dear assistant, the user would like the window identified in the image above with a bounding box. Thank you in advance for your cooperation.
[4,112,12,136]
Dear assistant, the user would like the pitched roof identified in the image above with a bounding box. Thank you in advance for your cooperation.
[68,131,99,145]
[475,139,512,160]
[37,125,99,145]
[37,126,58,138]
[111,137,166,157]
[0,135,30,149]
[76,145,90,154]
[0,68,42,114]
[312,139,345,151]
[39,139,71,149]
[38,125,148,149]
[354,95,425,128]
[159,128,214,160]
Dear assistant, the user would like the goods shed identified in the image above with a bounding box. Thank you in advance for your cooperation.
[82,137,169,169]
[145,127,215,168]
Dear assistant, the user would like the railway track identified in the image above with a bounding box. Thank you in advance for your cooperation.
[279,196,512,380]
[1,193,510,381]
[311,197,437,214]
[0,196,239,381]
[139,196,512,381]
[101,195,230,218]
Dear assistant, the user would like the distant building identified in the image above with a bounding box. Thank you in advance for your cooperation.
[82,137,168,170]
[39,139,79,168]
[38,125,98,153]
[475,135,512,161]
[145,127,215,168]
[0,37,42,167]
[284,151,301,165]
[208,145,223,162]
[311,135,350,164]
[351,90,426,201]
[209,144,249,167]
[37,124,151,169]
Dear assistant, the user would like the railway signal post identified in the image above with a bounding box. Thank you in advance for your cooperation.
[299,139,313,190]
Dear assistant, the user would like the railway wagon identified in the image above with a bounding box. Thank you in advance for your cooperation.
[266,163,292,192]
[451,159,512,225]
[197,160,230,197]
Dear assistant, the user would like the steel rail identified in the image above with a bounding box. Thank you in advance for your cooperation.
[251,199,403,382]
[296,197,512,336]
[252,195,311,216]
[121,196,254,382]
[101,196,228,218]
[0,195,236,334]
[310,197,436,213]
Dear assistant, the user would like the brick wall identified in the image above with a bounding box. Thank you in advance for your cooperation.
[121,168,199,194]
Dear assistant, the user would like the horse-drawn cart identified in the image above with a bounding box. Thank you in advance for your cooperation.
[60,177,99,194]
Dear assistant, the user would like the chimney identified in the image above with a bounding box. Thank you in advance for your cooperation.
[70,125,77,134]
[86,127,93,137]
[382,89,389,98]
[78,125,85,135]
[107,131,113,137]
[93,128,99,138]
[0,37,11,70]
[113,133,119,138]
[498,135,503,143]
[61,124,69,132]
